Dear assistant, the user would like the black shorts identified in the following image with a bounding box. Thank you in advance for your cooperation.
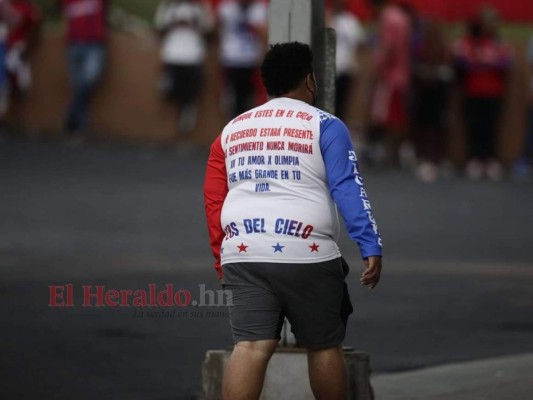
[159,64,203,105]
[222,258,353,350]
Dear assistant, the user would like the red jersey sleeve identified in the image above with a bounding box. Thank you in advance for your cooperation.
[203,134,228,279]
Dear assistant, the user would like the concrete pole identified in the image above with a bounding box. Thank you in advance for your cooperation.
[267,0,336,114]
[315,27,337,114]
[267,0,337,347]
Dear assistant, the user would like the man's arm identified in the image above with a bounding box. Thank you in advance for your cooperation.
[204,134,228,279]
[320,118,382,289]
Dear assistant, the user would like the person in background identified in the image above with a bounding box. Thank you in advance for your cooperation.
[1,0,41,115]
[368,0,412,167]
[328,0,366,121]
[154,0,214,139]
[216,0,267,120]
[60,0,109,139]
[512,36,533,180]
[0,0,20,118]
[453,7,512,181]
[411,18,453,182]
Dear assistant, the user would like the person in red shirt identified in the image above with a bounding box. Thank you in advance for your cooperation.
[453,8,512,180]
[4,0,41,99]
[0,0,23,116]
[367,0,413,168]
[60,0,109,137]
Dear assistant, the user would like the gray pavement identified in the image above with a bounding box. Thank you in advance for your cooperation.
[372,352,533,399]
[1,138,533,399]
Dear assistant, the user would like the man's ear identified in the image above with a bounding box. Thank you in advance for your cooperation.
[305,73,315,91]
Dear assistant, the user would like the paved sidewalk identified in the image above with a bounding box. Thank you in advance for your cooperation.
[371,352,533,399]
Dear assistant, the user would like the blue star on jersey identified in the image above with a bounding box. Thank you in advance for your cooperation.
[272,243,284,253]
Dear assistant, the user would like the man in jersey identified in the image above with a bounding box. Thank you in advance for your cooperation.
[204,42,382,400]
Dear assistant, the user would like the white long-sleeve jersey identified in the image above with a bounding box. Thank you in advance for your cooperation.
[205,97,382,274]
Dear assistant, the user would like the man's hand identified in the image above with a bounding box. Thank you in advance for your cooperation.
[360,256,382,290]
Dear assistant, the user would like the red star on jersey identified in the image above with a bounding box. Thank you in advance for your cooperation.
[237,243,248,253]
[309,242,319,252]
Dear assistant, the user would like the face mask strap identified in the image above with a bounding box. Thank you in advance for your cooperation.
[307,73,317,106]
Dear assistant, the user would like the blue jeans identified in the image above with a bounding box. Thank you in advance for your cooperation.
[525,105,533,160]
[65,43,106,133]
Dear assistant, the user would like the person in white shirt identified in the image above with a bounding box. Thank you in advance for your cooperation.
[329,0,366,120]
[154,0,214,137]
[216,0,267,119]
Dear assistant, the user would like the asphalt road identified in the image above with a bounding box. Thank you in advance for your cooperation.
[1,139,532,399]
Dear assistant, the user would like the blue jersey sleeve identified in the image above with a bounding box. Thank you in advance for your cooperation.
[320,117,383,258]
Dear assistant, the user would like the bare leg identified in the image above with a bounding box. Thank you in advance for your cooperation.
[308,346,347,400]
[223,340,278,400]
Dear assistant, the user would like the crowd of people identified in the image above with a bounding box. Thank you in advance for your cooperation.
[338,0,529,182]
[0,0,268,144]
[1,0,532,181]
[153,0,528,183]
[154,0,268,139]
[0,0,108,143]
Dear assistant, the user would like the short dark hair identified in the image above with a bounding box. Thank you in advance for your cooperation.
[260,42,314,97]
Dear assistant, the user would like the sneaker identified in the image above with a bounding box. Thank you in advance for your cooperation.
[485,159,503,181]
[62,133,86,147]
[416,162,438,183]
[439,160,456,180]
[465,159,483,180]
[178,105,197,136]
[511,158,532,181]
[399,141,417,171]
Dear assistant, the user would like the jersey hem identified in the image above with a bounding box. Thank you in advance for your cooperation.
[221,252,342,266]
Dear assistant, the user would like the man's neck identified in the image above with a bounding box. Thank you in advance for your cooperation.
[274,90,310,105]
